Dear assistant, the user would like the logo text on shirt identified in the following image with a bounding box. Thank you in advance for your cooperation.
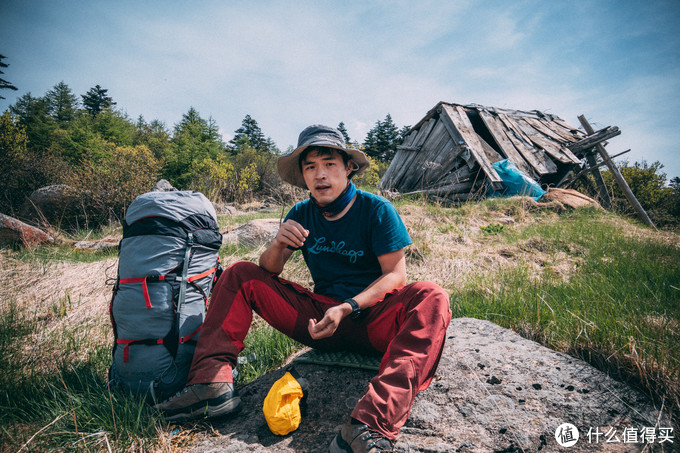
[308,237,365,263]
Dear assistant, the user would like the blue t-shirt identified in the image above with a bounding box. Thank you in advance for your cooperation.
[284,190,412,301]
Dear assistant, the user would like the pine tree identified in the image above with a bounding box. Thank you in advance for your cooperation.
[337,121,351,145]
[230,114,269,153]
[46,81,78,123]
[81,85,116,116]
[0,54,18,100]
[363,114,401,162]
[166,107,226,188]
[9,92,53,150]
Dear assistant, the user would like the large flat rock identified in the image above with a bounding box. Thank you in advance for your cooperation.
[183,318,671,452]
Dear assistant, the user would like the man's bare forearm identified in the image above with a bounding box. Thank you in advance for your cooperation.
[352,269,406,309]
[258,242,289,275]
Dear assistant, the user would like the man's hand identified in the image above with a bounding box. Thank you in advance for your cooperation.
[308,304,352,340]
[259,220,308,274]
[274,219,309,249]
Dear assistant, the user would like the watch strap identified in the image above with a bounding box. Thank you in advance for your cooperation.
[344,298,361,319]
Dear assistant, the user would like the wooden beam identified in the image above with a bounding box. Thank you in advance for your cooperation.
[562,149,631,189]
[380,117,437,190]
[567,126,621,154]
[478,110,535,177]
[400,120,451,191]
[498,114,557,175]
[438,104,477,170]
[576,129,613,208]
[403,179,485,196]
[525,118,572,143]
[515,119,581,164]
[441,104,503,190]
[396,144,421,152]
[578,115,654,228]
[525,131,581,164]
[440,162,480,185]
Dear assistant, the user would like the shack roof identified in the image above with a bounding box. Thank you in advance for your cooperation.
[379,101,595,200]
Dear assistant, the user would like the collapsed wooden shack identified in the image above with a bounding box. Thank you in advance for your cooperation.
[379,101,621,204]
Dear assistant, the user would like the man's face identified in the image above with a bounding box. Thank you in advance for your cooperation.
[301,149,352,206]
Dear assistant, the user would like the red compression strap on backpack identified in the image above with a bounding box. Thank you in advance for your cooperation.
[118,276,166,309]
[116,338,164,362]
[179,324,202,344]
[186,267,216,283]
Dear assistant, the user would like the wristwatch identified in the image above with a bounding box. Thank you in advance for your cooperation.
[344,298,361,320]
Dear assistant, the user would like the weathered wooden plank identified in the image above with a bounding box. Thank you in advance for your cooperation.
[379,128,421,188]
[441,162,480,185]
[442,104,503,190]
[404,120,454,191]
[395,145,421,152]
[478,110,535,177]
[437,104,476,170]
[529,118,580,143]
[478,134,503,164]
[523,129,581,164]
[419,138,468,189]
[389,117,439,188]
[401,128,418,147]
[566,126,621,154]
[380,117,438,190]
[442,190,488,203]
[562,149,631,190]
[525,118,573,144]
[498,114,557,175]
[419,137,454,189]
[515,120,580,164]
[410,179,486,197]
[553,119,583,136]
[579,115,653,227]
[397,120,450,191]
[446,107,486,172]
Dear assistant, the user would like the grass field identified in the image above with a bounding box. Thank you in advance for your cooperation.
[0,196,678,451]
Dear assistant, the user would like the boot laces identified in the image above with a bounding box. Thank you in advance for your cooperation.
[358,427,393,451]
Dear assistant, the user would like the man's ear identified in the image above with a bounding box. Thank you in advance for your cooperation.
[346,159,359,177]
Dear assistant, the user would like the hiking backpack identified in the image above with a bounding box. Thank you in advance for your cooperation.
[109,190,222,403]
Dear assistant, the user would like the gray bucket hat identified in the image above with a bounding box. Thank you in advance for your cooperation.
[277,124,370,189]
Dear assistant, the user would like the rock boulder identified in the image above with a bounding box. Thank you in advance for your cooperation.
[224,219,280,248]
[183,318,670,452]
[152,179,177,192]
[19,184,82,228]
[0,213,54,248]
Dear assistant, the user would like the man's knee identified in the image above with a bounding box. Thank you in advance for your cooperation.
[407,281,451,321]
[228,260,261,275]
[224,260,263,280]
[214,260,267,292]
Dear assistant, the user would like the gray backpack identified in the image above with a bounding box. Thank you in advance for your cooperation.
[109,190,222,402]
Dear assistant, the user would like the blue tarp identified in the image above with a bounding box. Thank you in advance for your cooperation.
[487,159,546,201]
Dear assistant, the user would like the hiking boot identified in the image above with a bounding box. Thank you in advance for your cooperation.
[329,419,394,453]
[153,382,241,422]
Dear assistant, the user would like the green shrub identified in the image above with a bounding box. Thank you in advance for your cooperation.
[64,143,161,227]
[601,160,680,228]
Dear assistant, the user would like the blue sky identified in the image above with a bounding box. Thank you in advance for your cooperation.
[2,0,679,180]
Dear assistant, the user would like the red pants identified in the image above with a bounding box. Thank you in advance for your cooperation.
[188,261,451,439]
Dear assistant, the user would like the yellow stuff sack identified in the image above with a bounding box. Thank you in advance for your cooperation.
[262,369,308,435]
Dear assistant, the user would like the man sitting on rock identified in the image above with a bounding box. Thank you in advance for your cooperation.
[155,124,452,453]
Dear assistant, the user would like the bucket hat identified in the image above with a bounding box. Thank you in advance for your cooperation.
[277,124,370,189]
